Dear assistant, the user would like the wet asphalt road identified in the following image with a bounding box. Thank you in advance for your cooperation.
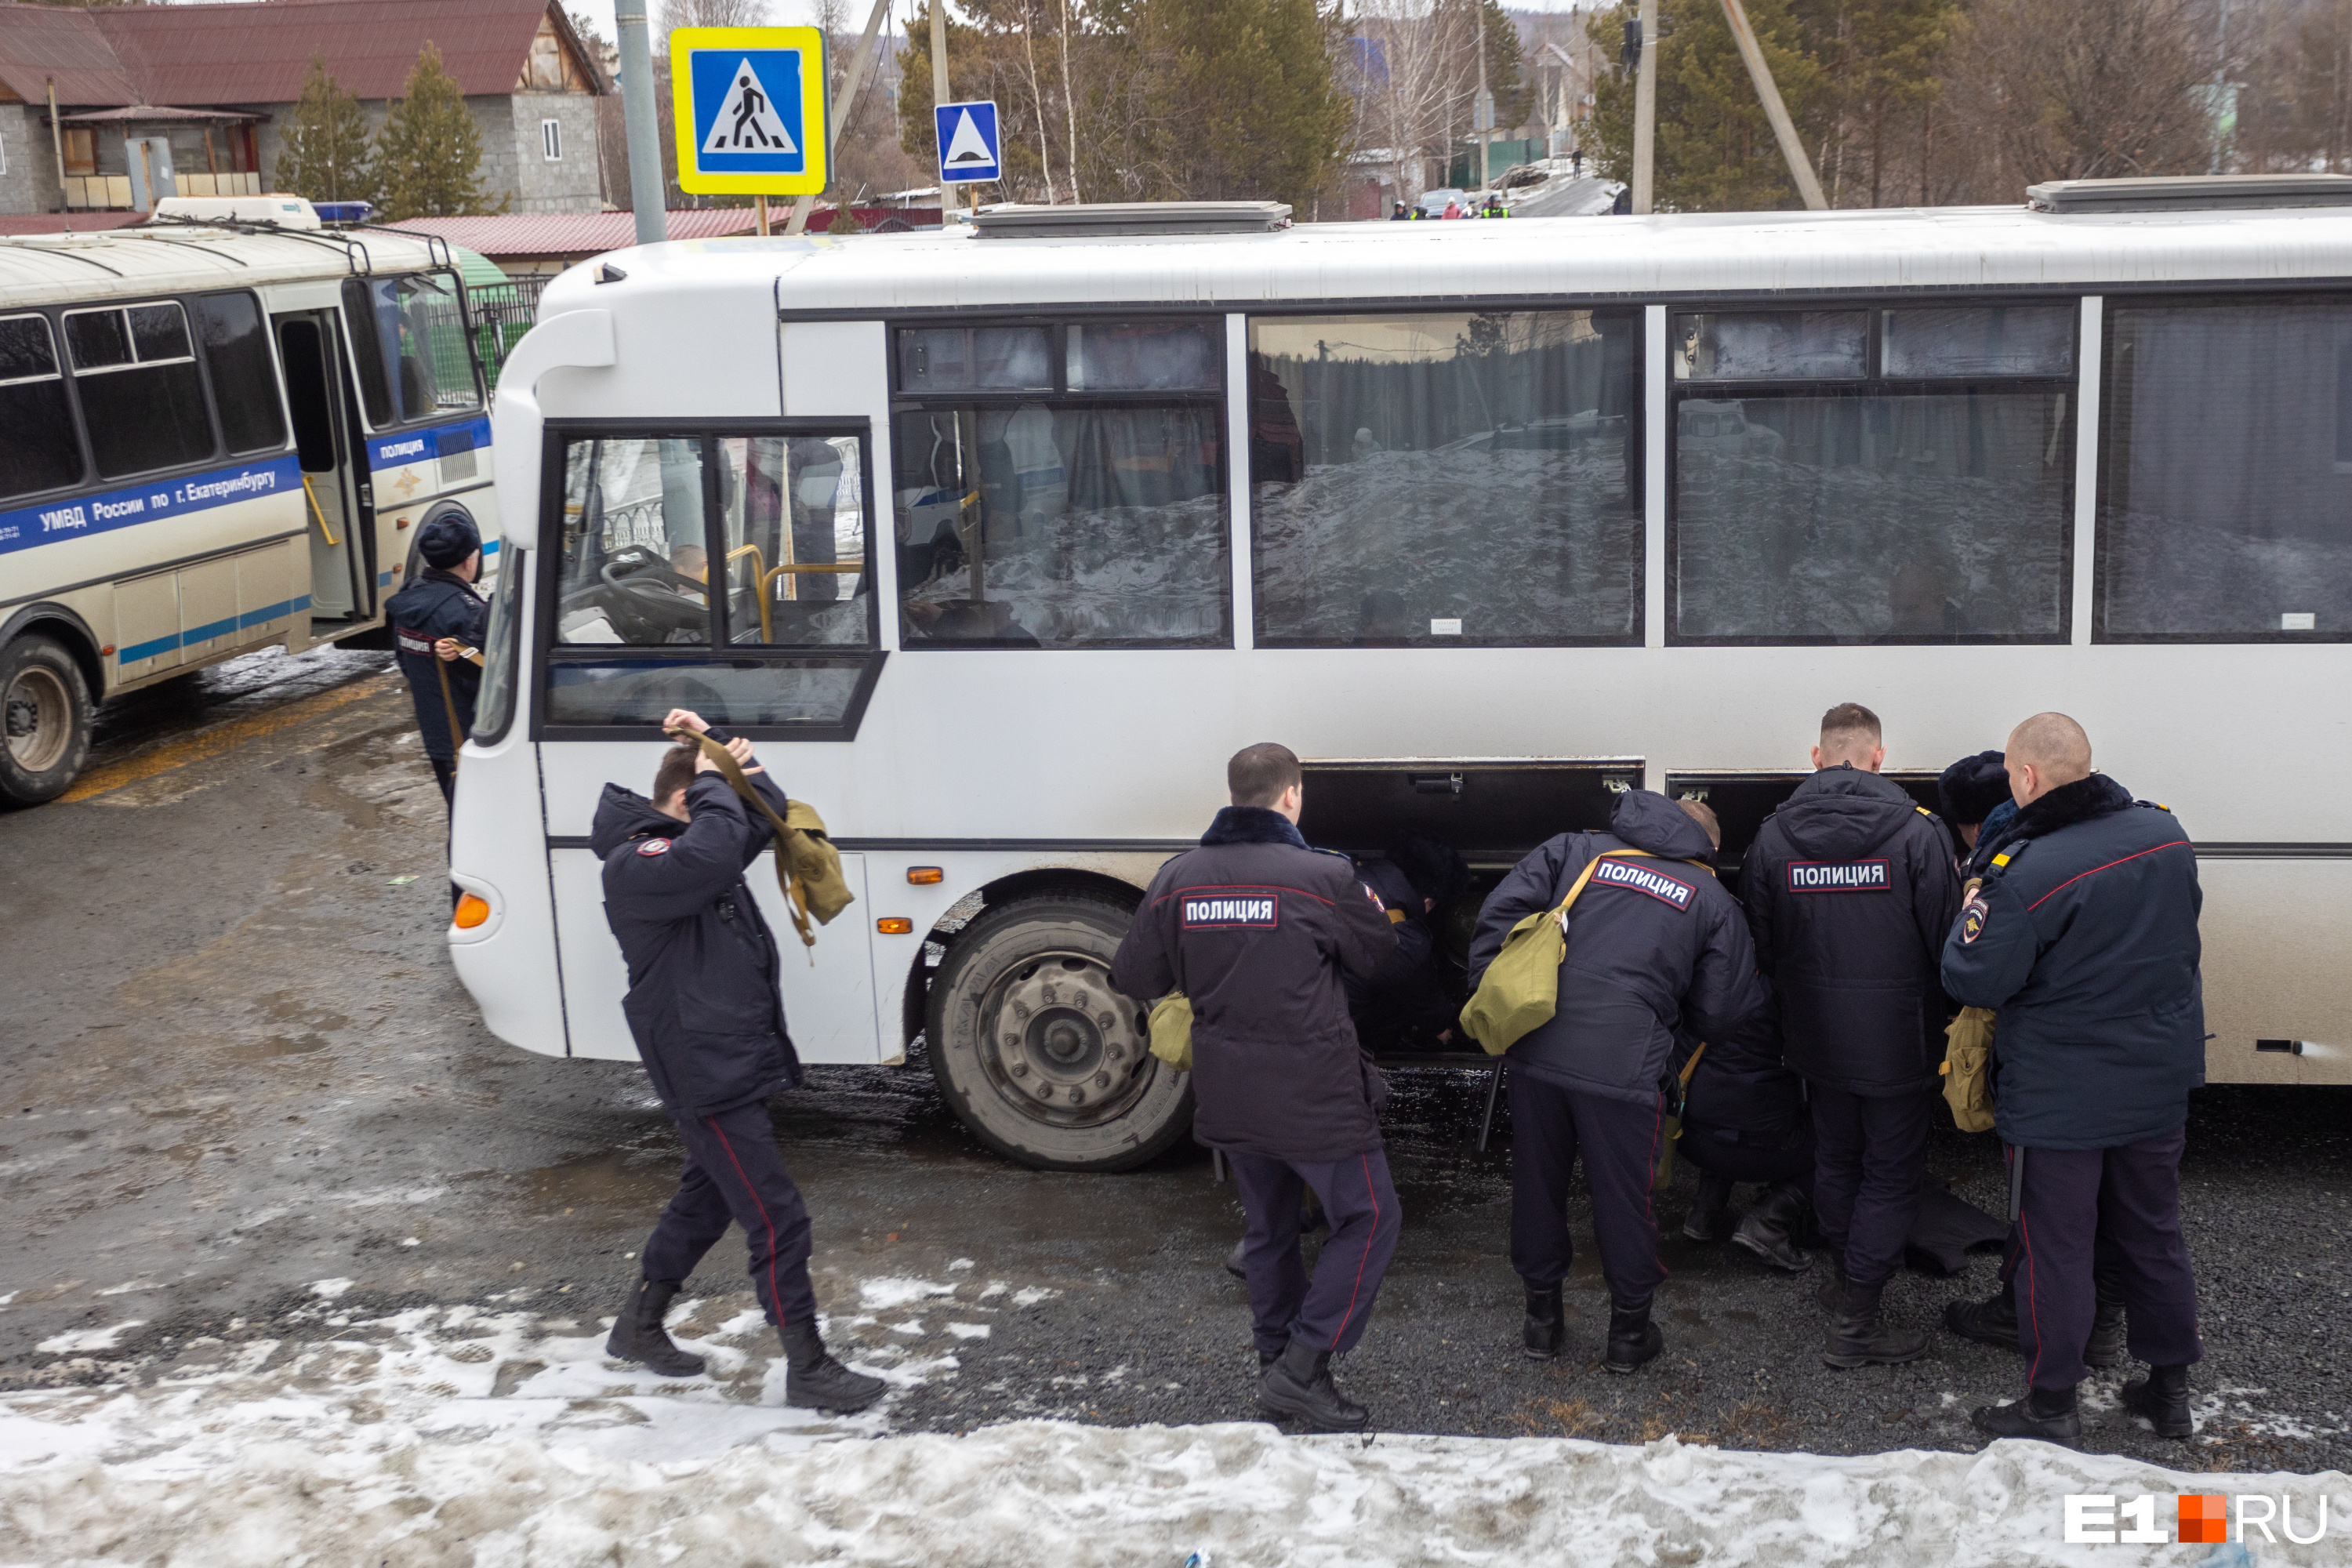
[3,648,2349,1475]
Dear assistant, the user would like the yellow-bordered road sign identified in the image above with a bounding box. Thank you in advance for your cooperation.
[670,27,827,196]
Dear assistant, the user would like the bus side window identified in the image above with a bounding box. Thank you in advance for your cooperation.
[0,314,82,502]
[715,434,872,648]
[194,292,288,456]
[340,272,480,426]
[554,436,713,647]
[63,301,214,480]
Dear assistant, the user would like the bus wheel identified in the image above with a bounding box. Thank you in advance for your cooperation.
[0,633,93,807]
[927,894,1192,1172]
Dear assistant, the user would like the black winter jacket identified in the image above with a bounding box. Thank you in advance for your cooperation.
[1681,1000,1808,1147]
[592,771,804,1116]
[1744,767,1965,1097]
[1469,789,1767,1105]
[1940,773,2203,1151]
[1109,807,1396,1162]
[386,566,489,764]
[1343,858,1456,1042]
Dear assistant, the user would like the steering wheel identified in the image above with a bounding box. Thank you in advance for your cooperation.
[600,543,709,605]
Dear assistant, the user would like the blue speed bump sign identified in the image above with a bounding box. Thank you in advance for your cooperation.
[670,27,827,195]
[935,100,1001,184]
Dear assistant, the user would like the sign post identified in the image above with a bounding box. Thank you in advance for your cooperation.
[935,100,1002,210]
[671,26,829,232]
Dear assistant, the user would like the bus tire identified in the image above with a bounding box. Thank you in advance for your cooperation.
[927,894,1192,1173]
[0,633,93,807]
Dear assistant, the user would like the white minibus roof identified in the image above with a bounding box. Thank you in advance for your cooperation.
[0,224,450,309]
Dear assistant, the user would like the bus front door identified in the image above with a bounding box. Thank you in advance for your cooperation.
[274,313,372,624]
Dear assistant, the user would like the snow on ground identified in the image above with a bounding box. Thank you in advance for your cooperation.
[3,1299,2347,1566]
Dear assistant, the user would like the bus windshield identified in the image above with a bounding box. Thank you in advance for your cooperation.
[343,273,481,426]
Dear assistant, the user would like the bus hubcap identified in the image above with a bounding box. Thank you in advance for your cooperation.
[978,951,1152,1127]
[4,667,69,774]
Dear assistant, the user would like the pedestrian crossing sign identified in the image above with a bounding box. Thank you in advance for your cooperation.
[670,27,827,196]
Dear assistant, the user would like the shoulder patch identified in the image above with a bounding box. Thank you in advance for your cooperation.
[1960,887,1989,943]
[636,837,672,857]
[1787,858,1891,893]
[1181,892,1278,928]
[1589,856,1695,910]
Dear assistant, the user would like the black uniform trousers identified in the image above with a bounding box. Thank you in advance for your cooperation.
[1680,1121,1815,1189]
[1807,1083,1932,1289]
[1228,1148,1401,1359]
[641,1100,819,1330]
[2009,1131,2201,1391]
[1508,1072,1668,1308]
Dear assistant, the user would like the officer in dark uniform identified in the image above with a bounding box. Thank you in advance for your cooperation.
[1111,742,1399,1432]
[1346,831,1471,1051]
[1675,1000,1817,1272]
[589,708,884,1413]
[1471,791,1766,1372]
[1946,713,2204,1448]
[385,515,491,811]
[1744,702,1962,1369]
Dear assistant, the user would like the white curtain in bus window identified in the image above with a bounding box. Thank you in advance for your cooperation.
[2100,299,2352,638]
[341,274,481,426]
[1248,310,1642,645]
[554,437,712,645]
[0,314,81,502]
[891,402,1228,647]
[1675,311,1866,382]
[1672,309,2071,643]
[713,435,871,646]
[896,325,1055,394]
[64,302,214,480]
[193,292,288,456]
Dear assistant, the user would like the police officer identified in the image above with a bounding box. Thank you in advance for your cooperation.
[1744,702,1961,1369]
[1346,831,1471,1052]
[385,515,489,811]
[1111,742,1399,1432]
[1471,791,1765,1372]
[590,708,884,1413]
[1391,199,1411,220]
[1946,713,2204,1448]
[1676,999,1817,1272]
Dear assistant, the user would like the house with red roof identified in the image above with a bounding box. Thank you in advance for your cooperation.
[0,0,607,216]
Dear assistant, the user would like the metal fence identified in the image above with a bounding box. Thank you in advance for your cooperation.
[466,274,552,394]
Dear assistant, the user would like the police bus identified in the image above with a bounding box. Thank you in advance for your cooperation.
[0,198,499,804]
[449,178,2352,1172]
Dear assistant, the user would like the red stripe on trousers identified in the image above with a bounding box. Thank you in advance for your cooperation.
[708,1116,790,1329]
[1327,1152,1381,1352]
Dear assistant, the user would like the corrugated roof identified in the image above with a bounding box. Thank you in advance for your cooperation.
[388,210,768,257]
[0,0,600,109]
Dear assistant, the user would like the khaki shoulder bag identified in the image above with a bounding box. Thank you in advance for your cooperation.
[666,728,855,956]
[1147,993,1194,1074]
[1460,850,1661,1057]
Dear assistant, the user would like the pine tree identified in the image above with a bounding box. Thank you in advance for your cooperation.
[276,53,377,207]
[1584,0,1826,211]
[1135,0,1354,208]
[374,42,508,220]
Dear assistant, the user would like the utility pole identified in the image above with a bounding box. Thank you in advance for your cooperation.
[1475,0,1490,191]
[931,1,973,216]
[615,0,668,245]
[1631,0,1656,213]
[1718,0,1826,209]
[786,0,896,235]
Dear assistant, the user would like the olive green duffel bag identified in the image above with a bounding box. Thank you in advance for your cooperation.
[1941,1005,1997,1133]
[1460,850,1653,1056]
[1148,993,1194,1073]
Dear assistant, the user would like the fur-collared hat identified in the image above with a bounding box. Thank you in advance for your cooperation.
[1938,750,2011,827]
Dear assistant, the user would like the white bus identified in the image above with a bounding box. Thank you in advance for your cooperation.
[0,201,500,804]
[450,180,2352,1172]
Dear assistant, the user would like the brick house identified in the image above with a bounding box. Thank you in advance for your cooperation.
[0,0,607,217]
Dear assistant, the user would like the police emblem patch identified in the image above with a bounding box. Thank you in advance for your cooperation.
[1961,890,1987,943]
[637,838,673,857]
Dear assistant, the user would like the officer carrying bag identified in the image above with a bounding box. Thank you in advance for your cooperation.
[1460,850,1654,1056]
[1942,1006,1997,1133]
[666,728,855,953]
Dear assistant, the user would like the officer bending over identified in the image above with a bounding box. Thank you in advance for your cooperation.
[385,515,489,811]
[1112,743,1400,1432]
[1676,999,1816,1272]
[1744,703,1961,1370]
[1946,713,2204,1448]
[591,709,884,1413]
[1347,831,1472,1052]
[1472,790,1764,1372]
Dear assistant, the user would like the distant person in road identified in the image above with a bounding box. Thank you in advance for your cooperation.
[1110,742,1399,1432]
[1470,791,1766,1373]
[1391,200,1410,220]
[1483,194,1508,218]
[1442,199,1465,220]
[1744,702,1962,1370]
[591,708,884,1414]
[1947,713,2204,1449]
[385,515,488,819]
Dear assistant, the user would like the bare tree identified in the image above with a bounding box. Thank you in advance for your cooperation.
[658,0,774,30]
[1350,0,1481,201]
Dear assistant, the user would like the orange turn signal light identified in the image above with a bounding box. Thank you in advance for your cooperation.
[906,866,943,884]
[454,893,492,929]
[877,917,914,935]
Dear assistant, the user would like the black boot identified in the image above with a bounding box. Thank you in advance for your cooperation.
[1813,1251,1849,1311]
[1730,1182,1812,1273]
[1943,1288,2021,1354]
[1824,1279,1929,1370]
[2085,1294,2126,1370]
[1523,1281,1564,1360]
[1603,1299,1663,1374]
[781,1321,887,1413]
[1258,1335,1369,1432]
[2121,1363,2194,1438]
[1971,1383,2082,1448]
[1225,1236,1249,1279]
[604,1276,706,1377]
[1682,1170,1735,1242]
